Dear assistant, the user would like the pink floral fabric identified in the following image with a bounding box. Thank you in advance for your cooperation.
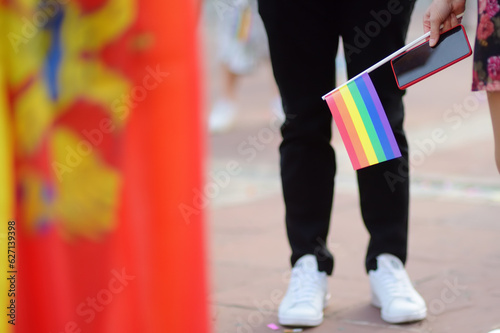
[473,0,500,90]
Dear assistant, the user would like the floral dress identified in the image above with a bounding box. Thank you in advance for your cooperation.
[473,0,500,90]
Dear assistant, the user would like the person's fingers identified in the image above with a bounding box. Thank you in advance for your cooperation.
[450,13,460,27]
[425,1,465,47]
[442,18,453,31]
[429,16,443,47]
[423,10,432,33]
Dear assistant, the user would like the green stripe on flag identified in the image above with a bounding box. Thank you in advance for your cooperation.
[347,80,386,161]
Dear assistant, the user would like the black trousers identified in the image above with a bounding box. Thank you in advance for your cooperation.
[258,0,415,274]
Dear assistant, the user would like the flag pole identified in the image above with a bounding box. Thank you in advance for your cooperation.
[322,32,429,100]
[322,13,464,100]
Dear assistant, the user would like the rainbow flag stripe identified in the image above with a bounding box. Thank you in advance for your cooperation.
[325,73,401,170]
[236,6,252,42]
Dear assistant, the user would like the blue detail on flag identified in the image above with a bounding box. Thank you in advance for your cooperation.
[356,75,395,160]
[43,8,64,101]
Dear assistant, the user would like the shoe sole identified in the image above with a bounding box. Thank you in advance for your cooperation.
[371,294,427,324]
[381,308,427,324]
[278,315,323,327]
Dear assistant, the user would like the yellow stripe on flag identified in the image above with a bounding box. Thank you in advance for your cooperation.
[339,85,378,165]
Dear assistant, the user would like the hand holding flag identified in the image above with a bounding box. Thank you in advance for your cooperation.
[322,18,463,170]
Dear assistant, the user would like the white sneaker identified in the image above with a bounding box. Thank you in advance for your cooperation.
[278,255,328,327]
[208,99,237,133]
[369,254,427,324]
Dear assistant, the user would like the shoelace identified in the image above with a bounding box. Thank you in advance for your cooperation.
[288,267,323,304]
[377,267,415,300]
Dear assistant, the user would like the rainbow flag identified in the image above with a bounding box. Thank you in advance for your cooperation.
[324,73,401,170]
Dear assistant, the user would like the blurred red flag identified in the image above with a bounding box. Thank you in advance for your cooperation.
[1,1,210,332]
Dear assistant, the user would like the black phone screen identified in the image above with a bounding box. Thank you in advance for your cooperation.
[391,25,472,89]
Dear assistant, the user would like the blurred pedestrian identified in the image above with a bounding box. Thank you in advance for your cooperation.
[209,0,282,133]
[424,0,500,172]
[258,0,427,327]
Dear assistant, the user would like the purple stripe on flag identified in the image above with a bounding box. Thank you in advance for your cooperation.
[361,73,401,157]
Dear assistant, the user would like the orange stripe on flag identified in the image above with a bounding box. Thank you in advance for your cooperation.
[332,90,369,167]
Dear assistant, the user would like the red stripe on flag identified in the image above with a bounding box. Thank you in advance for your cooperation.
[326,94,361,170]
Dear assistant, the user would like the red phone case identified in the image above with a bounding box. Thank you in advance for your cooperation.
[390,25,472,90]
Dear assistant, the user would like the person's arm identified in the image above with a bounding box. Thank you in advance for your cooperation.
[423,0,466,47]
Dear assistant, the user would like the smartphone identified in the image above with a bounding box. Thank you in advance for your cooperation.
[391,25,472,90]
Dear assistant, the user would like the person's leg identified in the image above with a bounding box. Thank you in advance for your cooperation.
[258,0,339,275]
[487,91,500,172]
[258,0,341,327]
[339,0,414,272]
[208,67,238,132]
[210,1,261,133]
[220,64,239,101]
[339,0,426,324]
[471,0,500,171]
